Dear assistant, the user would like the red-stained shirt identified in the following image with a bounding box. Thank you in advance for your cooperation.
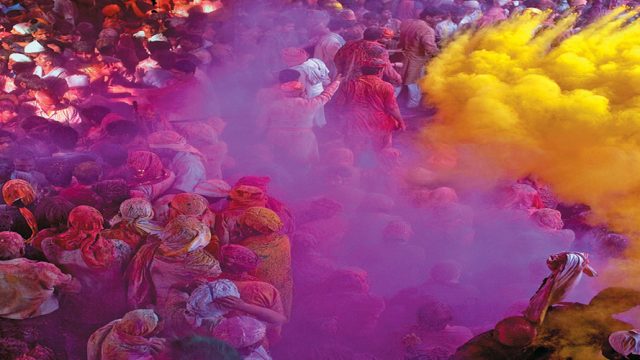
[334,75,401,136]
[334,40,402,85]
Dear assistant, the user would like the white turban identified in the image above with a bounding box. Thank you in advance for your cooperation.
[9,53,31,63]
[24,41,45,54]
[149,33,168,42]
[186,280,240,327]
[11,23,31,35]
[66,74,90,88]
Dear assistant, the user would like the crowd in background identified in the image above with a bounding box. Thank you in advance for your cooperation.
[0,0,638,359]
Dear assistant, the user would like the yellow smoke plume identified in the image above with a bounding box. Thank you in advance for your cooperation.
[420,8,640,243]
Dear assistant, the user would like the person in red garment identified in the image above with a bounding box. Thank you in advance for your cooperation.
[334,27,401,85]
[334,59,405,157]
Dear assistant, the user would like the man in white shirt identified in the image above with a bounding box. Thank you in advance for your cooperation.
[33,52,67,79]
[31,90,82,130]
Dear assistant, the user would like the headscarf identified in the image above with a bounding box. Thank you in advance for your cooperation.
[111,198,163,236]
[235,176,271,193]
[281,47,309,67]
[52,206,115,269]
[169,193,209,218]
[228,186,267,210]
[220,244,260,273]
[211,316,267,349]
[186,280,240,327]
[524,252,597,324]
[169,193,216,227]
[0,231,24,260]
[158,215,211,257]
[88,309,160,360]
[127,151,170,184]
[609,329,640,357]
[147,131,203,157]
[2,180,38,242]
[126,216,218,308]
[240,207,283,234]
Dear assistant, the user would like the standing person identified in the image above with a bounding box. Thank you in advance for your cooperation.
[334,60,405,157]
[313,19,346,79]
[334,27,402,85]
[397,13,439,108]
[281,47,331,127]
[257,76,341,166]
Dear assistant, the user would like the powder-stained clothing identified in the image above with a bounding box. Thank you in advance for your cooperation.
[170,152,207,193]
[29,102,83,130]
[291,58,331,127]
[258,80,340,164]
[334,75,402,151]
[127,217,221,308]
[87,309,162,360]
[314,32,346,78]
[41,238,132,324]
[241,233,293,318]
[398,19,439,84]
[334,40,401,86]
[0,258,74,319]
[227,278,286,344]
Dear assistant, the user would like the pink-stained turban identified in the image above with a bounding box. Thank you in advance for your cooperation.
[281,47,309,67]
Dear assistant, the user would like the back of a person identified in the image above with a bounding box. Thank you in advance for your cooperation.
[338,75,396,134]
[150,249,221,306]
[0,258,61,319]
[400,19,432,56]
[101,330,155,360]
[263,97,318,130]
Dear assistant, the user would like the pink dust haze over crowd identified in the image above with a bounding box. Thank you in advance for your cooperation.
[0,0,637,359]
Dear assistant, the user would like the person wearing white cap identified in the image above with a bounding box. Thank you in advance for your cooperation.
[8,53,31,64]
[65,74,90,104]
[11,23,31,35]
[4,54,33,92]
[23,40,46,56]
[64,73,135,119]
[459,1,484,29]
[33,52,67,79]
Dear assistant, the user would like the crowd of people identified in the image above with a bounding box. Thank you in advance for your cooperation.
[0,0,637,359]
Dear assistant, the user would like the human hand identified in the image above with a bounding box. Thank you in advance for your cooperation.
[148,337,167,354]
[215,296,247,310]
